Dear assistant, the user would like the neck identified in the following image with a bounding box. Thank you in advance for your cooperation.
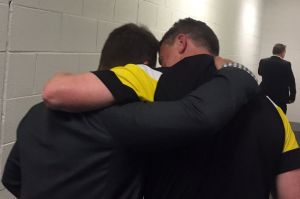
[184,41,212,58]
[173,38,213,66]
[274,54,283,59]
[177,49,210,65]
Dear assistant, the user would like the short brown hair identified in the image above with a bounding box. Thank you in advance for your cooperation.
[160,18,219,56]
[99,24,159,70]
[272,43,286,55]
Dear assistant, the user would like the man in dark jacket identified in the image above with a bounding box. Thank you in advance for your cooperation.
[258,43,296,113]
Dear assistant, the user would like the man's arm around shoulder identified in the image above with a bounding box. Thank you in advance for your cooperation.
[43,72,115,112]
[102,66,258,151]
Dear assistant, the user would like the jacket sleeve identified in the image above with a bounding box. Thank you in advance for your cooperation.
[1,141,21,198]
[102,67,259,151]
[258,59,263,76]
[287,63,296,102]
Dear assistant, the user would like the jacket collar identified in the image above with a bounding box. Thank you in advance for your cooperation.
[172,54,215,70]
[271,55,283,60]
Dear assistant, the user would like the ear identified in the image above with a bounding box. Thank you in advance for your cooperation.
[175,34,188,54]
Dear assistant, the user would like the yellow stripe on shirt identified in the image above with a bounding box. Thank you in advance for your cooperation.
[276,106,299,153]
[111,64,162,102]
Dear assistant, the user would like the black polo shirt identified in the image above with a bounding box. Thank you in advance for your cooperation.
[93,54,300,198]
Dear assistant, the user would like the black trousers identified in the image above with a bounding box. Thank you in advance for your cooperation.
[259,87,287,114]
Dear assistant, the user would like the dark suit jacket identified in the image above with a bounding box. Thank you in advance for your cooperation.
[258,56,296,104]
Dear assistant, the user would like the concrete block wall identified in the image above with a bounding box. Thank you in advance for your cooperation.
[260,0,300,122]
[0,0,264,197]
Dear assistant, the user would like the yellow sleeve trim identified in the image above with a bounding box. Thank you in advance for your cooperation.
[111,64,161,102]
[276,106,299,153]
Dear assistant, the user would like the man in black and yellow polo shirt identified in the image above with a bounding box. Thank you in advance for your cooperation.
[94,55,300,198]
[92,46,300,198]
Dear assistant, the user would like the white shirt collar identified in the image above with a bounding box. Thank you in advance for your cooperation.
[273,55,283,59]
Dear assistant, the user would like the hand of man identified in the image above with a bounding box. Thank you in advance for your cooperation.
[214,56,234,70]
[288,99,295,104]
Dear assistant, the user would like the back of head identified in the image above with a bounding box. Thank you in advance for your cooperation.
[99,23,159,70]
[160,18,219,56]
[272,43,286,56]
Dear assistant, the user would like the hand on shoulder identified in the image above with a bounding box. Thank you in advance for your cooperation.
[214,56,234,70]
